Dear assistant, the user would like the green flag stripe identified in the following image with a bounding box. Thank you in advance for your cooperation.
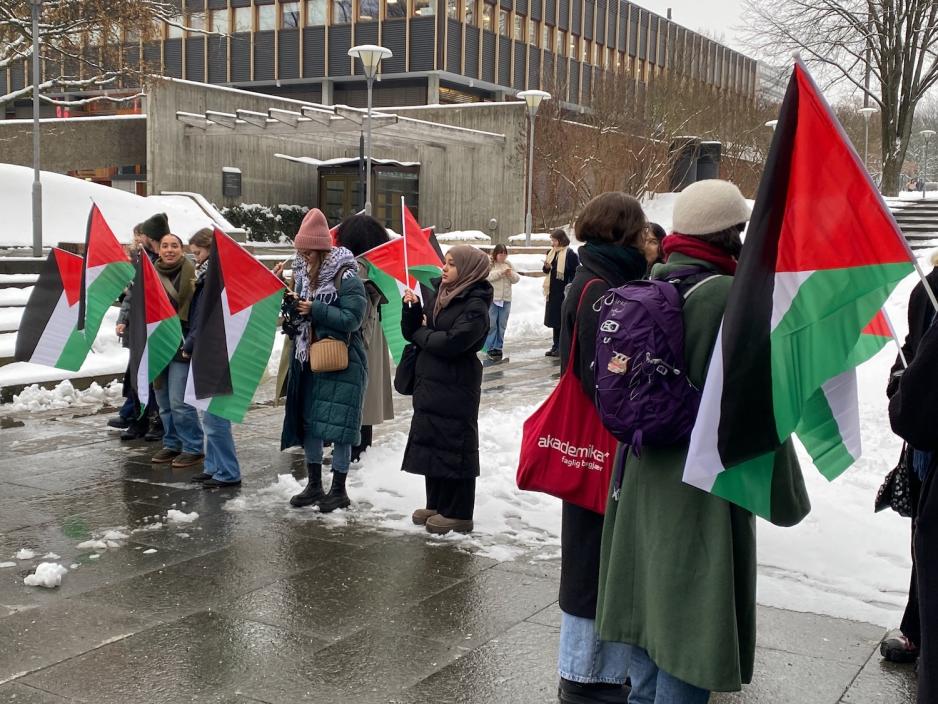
[55,328,92,371]
[795,381,856,480]
[83,262,135,343]
[709,450,776,520]
[147,317,183,384]
[367,262,408,363]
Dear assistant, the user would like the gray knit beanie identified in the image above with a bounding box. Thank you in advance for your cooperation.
[672,180,751,236]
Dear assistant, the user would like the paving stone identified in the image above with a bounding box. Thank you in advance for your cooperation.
[348,533,498,580]
[755,605,885,667]
[525,602,562,629]
[0,682,72,703]
[840,651,918,703]
[21,611,329,704]
[393,621,560,704]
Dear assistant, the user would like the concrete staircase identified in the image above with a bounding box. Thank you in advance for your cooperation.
[888,198,938,246]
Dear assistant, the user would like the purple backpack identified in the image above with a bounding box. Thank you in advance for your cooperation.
[593,268,719,454]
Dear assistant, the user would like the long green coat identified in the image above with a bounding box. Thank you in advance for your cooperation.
[596,254,809,692]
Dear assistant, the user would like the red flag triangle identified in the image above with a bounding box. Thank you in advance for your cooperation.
[86,203,130,268]
[214,228,285,315]
[54,247,83,307]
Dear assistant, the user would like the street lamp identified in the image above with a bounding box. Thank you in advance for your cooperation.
[858,106,878,172]
[517,89,550,247]
[348,44,392,217]
[31,0,42,257]
[921,129,936,199]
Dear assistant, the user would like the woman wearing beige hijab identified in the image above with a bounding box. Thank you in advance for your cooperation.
[400,245,494,534]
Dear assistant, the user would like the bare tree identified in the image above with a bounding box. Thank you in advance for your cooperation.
[743,0,938,196]
[1,0,202,109]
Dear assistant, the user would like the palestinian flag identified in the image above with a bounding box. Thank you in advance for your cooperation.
[128,254,182,415]
[682,63,914,520]
[78,203,134,343]
[185,229,285,423]
[360,211,444,362]
[14,248,91,370]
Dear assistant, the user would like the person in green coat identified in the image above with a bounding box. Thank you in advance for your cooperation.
[280,208,368,513]
[596,180,810,701]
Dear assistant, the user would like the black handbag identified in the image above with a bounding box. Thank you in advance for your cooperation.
[875,443,916,517]
[394,343,419,396]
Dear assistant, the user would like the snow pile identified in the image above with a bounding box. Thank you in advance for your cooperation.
[9,379,123,412]
[508,232,553,243]
[0,561,16,568]
[142,549,158,555]
[0,286,32,305]
[438,231,491,242]
[166,509,199,524]
[23,562,68,588]
[77,528,130,550]
[14,548,36,560]
[41,552,61,560]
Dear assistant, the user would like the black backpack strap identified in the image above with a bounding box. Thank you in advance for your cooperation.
[662,266,721,300]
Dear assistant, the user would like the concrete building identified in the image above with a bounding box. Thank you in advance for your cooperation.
[2,0,758,115]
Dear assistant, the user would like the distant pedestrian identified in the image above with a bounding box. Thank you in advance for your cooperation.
[555,192,648,704]
[335,214,395,463]
[543,229,579,357]
[281,208,368,513]
[641,222,666,273]
[150,232,205,469]
[182,228,242,488]
[402,245,493,535]
[484,244,520,360]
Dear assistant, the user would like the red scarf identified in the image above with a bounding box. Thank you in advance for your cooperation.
[661,233,737,274]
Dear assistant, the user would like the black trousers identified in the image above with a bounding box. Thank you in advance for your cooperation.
[552,326,561,348]
[902,469,924,646]
[425,477,476,520]
[916,464,937,703]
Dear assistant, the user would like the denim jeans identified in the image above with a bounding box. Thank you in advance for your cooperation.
[202,411,241,482]
[484,301,511,352]
[118,394,136,420]
[558,611,630,685]
[154,360,203,454]
[625,645,710,704]
[304,438,351,474]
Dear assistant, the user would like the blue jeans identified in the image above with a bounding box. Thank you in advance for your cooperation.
[558,611,629,685]
[202,411,241,482]
[626,645,710,704]
[304,438,351,474]
[118,394,136,420]
[154,360,203,454]
[484,301,511,352]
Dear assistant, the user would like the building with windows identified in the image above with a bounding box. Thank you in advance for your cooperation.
[2,0,758,115]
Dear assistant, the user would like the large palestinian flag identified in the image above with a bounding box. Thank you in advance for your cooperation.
[360,208,444,361]
[681,63,914,519]
[78,204,134,343]
[128,254,182,414]
[14,248,91,370]
[185,229,285,423]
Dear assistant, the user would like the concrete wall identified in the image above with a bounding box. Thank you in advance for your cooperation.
[147,79,527,240]
[0,116,146,173]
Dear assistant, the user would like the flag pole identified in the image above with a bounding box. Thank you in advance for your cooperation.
[402,196,411,308]
[881,308,909,369]
[793,54,938,314]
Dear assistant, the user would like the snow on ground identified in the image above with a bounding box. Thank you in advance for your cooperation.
[23,562,68,588]
[0,287,31,306]
[437,231,491,242]
[0,307,22,332]
[0,562,16,568]
[166,509,199,524]
[14,548,36,560]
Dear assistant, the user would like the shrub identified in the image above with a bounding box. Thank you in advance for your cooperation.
[219,203,310,243]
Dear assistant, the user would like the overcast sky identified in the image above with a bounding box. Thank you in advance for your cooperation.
[638,0,749,53]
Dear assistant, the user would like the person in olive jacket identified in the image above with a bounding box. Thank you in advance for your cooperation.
[401,245,493,535]
[281,208,368,513]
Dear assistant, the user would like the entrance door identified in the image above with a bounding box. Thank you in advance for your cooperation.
[319,171,363,226]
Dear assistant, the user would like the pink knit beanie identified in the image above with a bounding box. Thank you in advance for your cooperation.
[293,208,332,251]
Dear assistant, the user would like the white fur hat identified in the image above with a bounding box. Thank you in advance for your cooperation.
[672,180,752,236]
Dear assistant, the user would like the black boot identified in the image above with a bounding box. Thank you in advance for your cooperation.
[143,412,164,442]
[120,414,148,441]
[317,471,350,513]
[290,463,324,507]
[350,425,373,464]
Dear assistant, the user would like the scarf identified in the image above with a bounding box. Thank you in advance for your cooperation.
[579,241,648,285]
[293,247,358,363]
[433,245,491,321]
[662,234,738,275]
[154,255,196,322]
[543,246,569,297]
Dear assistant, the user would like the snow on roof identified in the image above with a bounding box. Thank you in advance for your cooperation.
[0,163,216,246]
[275,154,420,168]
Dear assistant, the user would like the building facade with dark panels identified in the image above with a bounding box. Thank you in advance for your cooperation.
[2,0,758,115]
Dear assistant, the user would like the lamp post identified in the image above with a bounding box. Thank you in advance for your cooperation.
[517,89,550,247]
[31,0,42,257]
[858,106,878,172]
[921,129,936,199]
[348,44,392,217]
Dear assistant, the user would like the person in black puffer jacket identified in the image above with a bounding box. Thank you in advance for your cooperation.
[401,245,493,535]
[556,192,649,704]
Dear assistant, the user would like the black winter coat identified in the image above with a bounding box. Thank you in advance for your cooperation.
[557,243,648,619]
[544,247,579,329]
[888,267,938,398]
[401,278,493,480]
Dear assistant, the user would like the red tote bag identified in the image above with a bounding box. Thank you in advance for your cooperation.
[516,282,618,514]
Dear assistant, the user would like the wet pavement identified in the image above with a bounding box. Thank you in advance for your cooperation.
[0,352,919,703]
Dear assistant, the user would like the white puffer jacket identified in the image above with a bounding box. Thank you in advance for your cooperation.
[487,260,520,302]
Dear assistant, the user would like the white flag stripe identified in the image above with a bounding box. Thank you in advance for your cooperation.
[30,292,78,366]
[682,325,727,492]
[819,370,862,462]
[83,263,105,296]
[770,270,814,333]
[184,358,211,411]
[222,287,252,361]
[136,338,151,409]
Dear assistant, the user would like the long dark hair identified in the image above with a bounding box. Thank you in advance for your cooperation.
[491,243,508,263]
[335,214,390,256]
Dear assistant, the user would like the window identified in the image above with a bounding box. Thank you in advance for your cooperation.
[165,16,184,39]
[281,1,301,27]
[385,0,407,19]
[513,14,522,40]
[209,9,229,33]
[359,0,379,19]
[582,38,588,62]
[541,23,550,49]
[555,28,564,56]
[447,0,458,19]
[569,33,575,58]
[615,51,621,73]
[481,3,493,30]
[592,41,598,65]
[413,0,435,16]
[233,6,252,32]
[333,0,353,22]
[186,11,205,36]
[528,19,537,45]
[499,9,508,35]
[257,5,276,30]
[463,0,474,25]
[307,0,328,23]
